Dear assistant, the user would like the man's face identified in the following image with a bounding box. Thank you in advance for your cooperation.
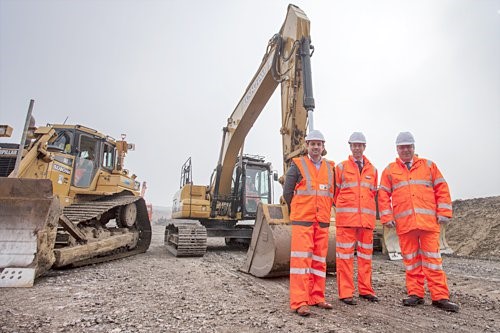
[350,143,365,160]
[307,140,324,160]
[397,144,415,162]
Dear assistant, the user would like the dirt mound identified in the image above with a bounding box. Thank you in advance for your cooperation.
[447,196,500,259]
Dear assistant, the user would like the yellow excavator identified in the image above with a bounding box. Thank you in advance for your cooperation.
[167,4,336,275]
[0,107,151,287]
[168,4,453,276]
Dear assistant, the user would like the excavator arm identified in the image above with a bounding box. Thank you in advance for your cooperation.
[212,4,314,200]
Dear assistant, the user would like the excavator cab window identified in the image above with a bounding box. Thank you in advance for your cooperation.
[243,166,271,216]
[72,134,99,187]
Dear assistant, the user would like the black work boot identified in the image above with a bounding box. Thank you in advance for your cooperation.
[432,299,459,312]
[340,297,357,305]
[359,294,379,302]
[403,295,424,306]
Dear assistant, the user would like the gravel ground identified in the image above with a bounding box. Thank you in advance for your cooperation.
[1,221,499,333]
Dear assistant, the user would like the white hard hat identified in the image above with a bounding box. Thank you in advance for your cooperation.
[348,132,366,144]
[305,129,325,142]
[396,132,415,145]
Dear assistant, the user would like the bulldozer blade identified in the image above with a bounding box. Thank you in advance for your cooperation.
[381,222,454,261]
[0,178,61,287]
[242,203,336,278]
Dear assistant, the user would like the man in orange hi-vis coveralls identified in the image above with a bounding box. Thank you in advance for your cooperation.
[378,132,459,312]
[283,129,335,317]
[334,132,378,305]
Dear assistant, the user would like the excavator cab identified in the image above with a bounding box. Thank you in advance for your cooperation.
[232,155,273,219]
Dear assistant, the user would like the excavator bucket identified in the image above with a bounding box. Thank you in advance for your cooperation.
[439,224,454,254]
[0,178,61,287]
[381,222,454,260]
[242,203,336,278]
[381,223,403,260]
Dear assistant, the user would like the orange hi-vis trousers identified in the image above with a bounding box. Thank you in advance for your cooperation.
[336,227,375,299]
[289,221,330,310]
[399,229,449,300]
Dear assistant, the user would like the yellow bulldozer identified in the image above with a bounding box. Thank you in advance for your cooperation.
[0,110,151,287]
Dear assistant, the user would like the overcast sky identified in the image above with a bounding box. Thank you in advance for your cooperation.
[1,0,499,206]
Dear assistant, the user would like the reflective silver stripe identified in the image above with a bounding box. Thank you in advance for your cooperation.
[361,208,377,216]
[360,181,372,188]
[291,221,313,226]
[395,209,413,219]
[357,252,372,260]
[339,162,346,184]
[422,262,442,270]
[291,251,312,258]
[380,209,392,216]
[289,267,326,278]
[409,180,433,186]
[405,262,422,271]
[326,160,333,191]
[359,182,372,188]
[434,177,446,185]
[290,267,307,275]
[296,189,317,196]
[299,157,313,192]
[318,191,334,198]
[357,241,373,249]
[336,242,355,248]
[393,180,409,190]
[296,189,333,198]
[312,254,326,263]
[438,203,452,210]
[311,268,327,278]
[427,159,433,167]
[336,252,355,259]
[414,208,436,216]
[402,251,420,260]
[336,207,359,213]
[336,182,341,188]
[379,185,391,193]
[341,182,358,189]
[420,250,441,259]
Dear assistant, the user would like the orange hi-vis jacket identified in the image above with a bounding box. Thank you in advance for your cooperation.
[334,155,378,229]
[378,156,452,235]
[290,157,335,223]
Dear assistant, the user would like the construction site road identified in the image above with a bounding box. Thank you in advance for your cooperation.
[1,224,499,333]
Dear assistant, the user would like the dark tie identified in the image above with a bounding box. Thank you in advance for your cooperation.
[405,162,411,170]
[356,160,363,173]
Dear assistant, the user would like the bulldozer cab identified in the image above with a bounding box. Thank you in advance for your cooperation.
[72,132,99,188]
[45,126,117,189]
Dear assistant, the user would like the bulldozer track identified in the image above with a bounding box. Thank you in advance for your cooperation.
[59,195,151,267]
[63,195,139,224]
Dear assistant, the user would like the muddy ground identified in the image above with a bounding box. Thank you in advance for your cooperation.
[1,197,499,333]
